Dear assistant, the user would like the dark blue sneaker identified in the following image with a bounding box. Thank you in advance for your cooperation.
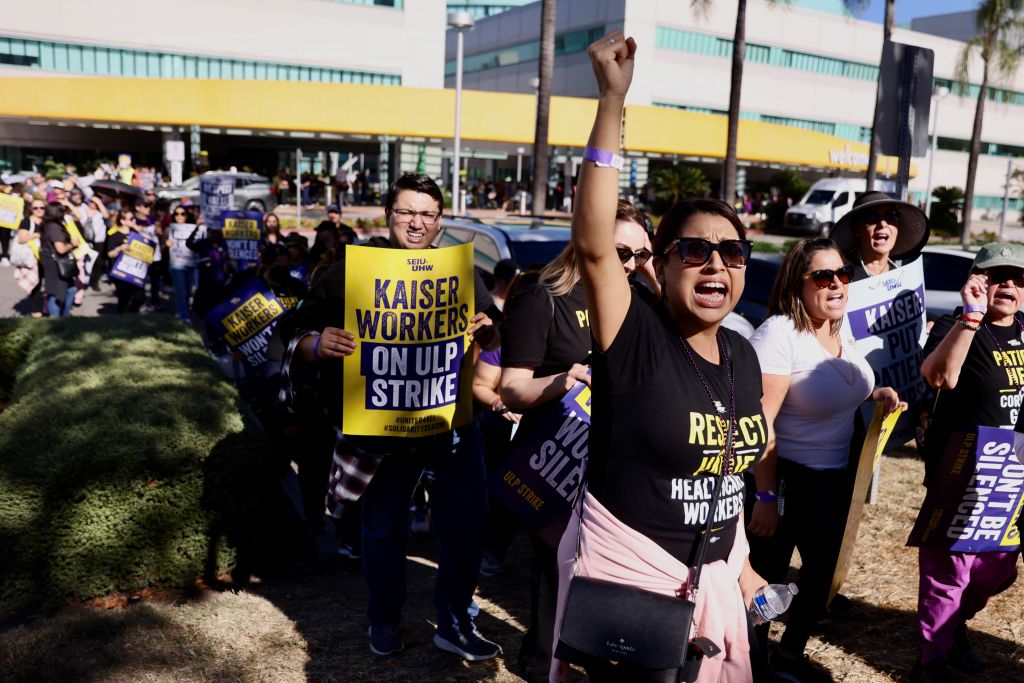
[368,624,404,656]
[433,617,501,661]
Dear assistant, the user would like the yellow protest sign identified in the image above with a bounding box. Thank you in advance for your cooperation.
[64,217,92,260]
[343,243,475,438]
[222,218,261,241]
[830,402,904,602]
[0,194,24,230]
[124,237,155,264]
[219,289,286,347]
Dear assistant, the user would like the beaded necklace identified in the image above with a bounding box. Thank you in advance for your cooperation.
[679,332,737,476]
[982,315,1024,354]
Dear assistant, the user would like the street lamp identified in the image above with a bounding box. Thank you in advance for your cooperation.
[448,11,475,216]
[924,85,951,218]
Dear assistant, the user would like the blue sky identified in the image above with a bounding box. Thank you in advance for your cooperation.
[860,0,980,24]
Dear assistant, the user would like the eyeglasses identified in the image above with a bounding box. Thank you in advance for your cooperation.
[861,208,902,227]
[31,205,45,211]
[807,265,854,289]
[663,237,753,269]
[173,211,187,217]
[986,267,1024,287]
[392,208,441,226]
[616,246,653,267]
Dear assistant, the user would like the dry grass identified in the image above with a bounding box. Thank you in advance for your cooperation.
[1,448,1021,682]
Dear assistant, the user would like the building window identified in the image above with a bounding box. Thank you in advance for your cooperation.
[329,0,403,8]
[0,33,401,86]
[445,26,606,77]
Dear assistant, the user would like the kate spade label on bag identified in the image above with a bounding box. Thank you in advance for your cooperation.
[605,637,637,658]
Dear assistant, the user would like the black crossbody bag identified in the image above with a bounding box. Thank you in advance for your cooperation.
[555,333,735,682]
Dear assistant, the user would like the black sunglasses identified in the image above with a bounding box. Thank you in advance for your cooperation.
[616,246,652,267]
[808,265,854,289]
[663,238,753,269]
[985,267,1024,287]
[861,208,902,226]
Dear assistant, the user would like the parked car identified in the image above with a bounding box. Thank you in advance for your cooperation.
[733,253,784,328]
[434,217,756,337]
[157,172,277,213]
[783,178,897,237]
[919,245,975,320]
[733,246,976,331]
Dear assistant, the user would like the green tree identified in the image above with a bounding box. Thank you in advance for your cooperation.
[692,1,868,204]
[957,0,1024,244]
[530,0,556,214]
[930,185,965,236]
[762,170,811,232]
[649,165,710,213]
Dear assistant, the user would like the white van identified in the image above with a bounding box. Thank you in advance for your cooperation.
[783,178,896,237]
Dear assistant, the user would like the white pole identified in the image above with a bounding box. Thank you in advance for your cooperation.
[296,147,302,229]
[453,28,465,216]
[1000,157,1013,240]
[516,149,523,183]
[924,91,944,218]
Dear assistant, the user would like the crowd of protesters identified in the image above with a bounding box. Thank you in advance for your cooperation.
[3,31,1022,683]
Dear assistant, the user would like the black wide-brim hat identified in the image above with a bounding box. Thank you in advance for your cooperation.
[832,191,930,261]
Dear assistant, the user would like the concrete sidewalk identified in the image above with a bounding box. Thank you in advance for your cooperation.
[0,265,175,320]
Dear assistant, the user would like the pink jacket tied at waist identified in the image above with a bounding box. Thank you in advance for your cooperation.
[552,491,752,683]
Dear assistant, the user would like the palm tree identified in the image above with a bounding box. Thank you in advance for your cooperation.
[694,1,869,205]
[649,166,711,213]
[957,0,1024,245]
[864,0,895,193]
[531,0,556,214]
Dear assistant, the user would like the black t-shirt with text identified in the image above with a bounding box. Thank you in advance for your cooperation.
[923,310,1024,475]
[500,281,591,378]
[587,294,767,566]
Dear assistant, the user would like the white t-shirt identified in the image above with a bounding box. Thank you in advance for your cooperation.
[750,315,875,470]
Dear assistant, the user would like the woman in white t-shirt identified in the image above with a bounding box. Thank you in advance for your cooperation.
[746,238,904,682]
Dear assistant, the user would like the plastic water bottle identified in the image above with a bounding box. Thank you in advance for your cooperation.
[748,583,799,626]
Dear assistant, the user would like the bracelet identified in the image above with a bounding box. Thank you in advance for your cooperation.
[583,146,624,170]
[964,303,987,315]
[312,335,321,359]
[959,314,983,325]
[755,490,777,503]
[957,318,980,332]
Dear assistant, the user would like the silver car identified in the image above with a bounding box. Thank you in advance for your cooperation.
[157,172,277,213]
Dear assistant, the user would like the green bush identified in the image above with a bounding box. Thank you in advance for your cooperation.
[0,317,288,612]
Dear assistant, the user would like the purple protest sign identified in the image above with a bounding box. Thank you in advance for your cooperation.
[489,378,591,548]
[907,426,1024,553]
[109,233,156,288]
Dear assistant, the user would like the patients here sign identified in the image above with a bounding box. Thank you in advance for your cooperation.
[342,244,474,438]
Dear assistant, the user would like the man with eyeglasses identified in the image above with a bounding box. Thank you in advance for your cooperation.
[832,191,929,282]
[280,173,502,662]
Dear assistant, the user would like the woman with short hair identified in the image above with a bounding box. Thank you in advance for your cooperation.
[105,210,146,314]
[746,238,903,682]
[912,243,1024,682]
[831,192,929,281]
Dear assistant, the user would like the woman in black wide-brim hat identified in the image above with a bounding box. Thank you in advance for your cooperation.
[831,191,930,281]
